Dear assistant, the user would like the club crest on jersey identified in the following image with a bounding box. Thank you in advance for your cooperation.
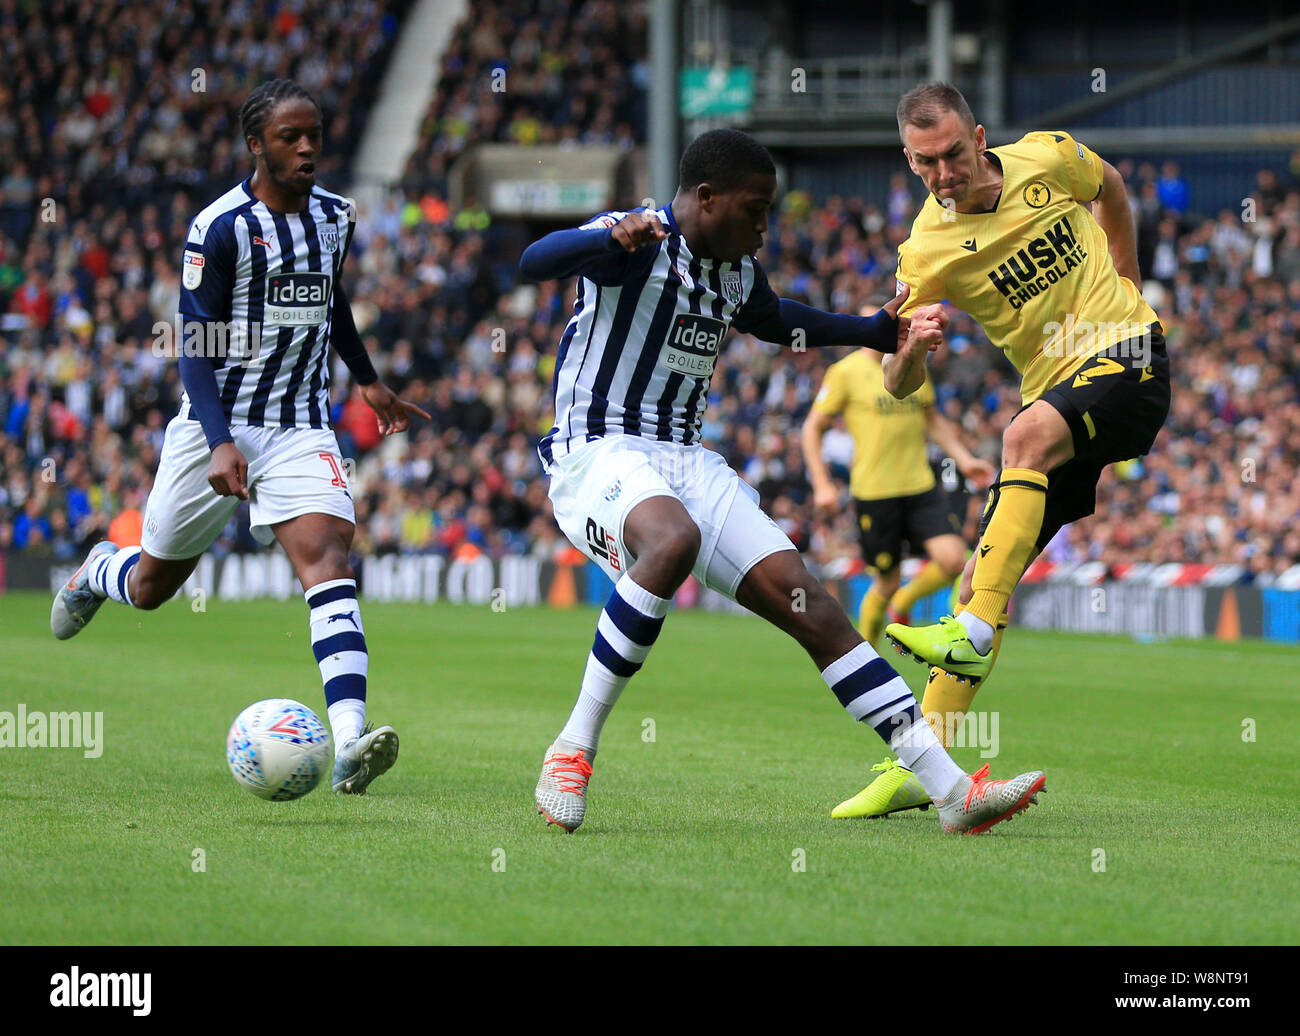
[182,251,204,290]
[721,271,743,306]
[265,271,332,326]
[661,313,727,378]
[319,224,339,253]
[1023,181,1051,208]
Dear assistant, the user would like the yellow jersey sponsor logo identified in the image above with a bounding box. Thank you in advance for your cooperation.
[985,214,1087,311]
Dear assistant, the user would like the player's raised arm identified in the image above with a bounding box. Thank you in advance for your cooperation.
[519,210,665,284]
[732,262,904,351]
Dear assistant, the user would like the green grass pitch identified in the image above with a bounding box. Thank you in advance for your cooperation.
[2,590,1296,945]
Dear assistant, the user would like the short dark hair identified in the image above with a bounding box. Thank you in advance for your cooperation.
[679,129,775,191]
[896,82,975,139]
[240,80,322,154]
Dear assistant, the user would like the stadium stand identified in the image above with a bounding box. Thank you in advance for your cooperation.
[1,0,1297,598]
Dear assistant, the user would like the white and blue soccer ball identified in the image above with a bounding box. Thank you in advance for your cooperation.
[226,699,332,801]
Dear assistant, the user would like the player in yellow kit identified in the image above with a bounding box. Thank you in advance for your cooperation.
[802,341,994,647]
[837,82,1170,817]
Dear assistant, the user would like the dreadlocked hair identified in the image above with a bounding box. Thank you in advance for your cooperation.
[239,79,321,154]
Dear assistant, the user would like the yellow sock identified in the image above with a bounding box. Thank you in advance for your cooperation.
[889,560,951,615]
[858,584,889,644]
[967,468,1048,627]
[923,612,1008,747]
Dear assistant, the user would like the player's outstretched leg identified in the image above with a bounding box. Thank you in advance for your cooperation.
[736,550,1045,834]
[838,607,1010,817]
[536,496,691,832]
[52,543,203,638]
[836,539,969,815]
[887,403,1070,679]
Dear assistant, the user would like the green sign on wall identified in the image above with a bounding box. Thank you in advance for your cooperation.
[680,66,755,118]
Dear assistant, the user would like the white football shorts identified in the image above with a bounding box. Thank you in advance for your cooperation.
[142,418,356,560]
[546,435,796,600]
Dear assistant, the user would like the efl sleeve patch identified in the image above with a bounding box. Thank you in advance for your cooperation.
[579,212,625,231]
[182,250,205,290]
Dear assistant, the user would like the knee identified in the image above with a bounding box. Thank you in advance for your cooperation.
[936,550,965,579]
[873,569,900,596]
[300,542,354,587]
[1000,421,1034,469]
[650,520,701,586]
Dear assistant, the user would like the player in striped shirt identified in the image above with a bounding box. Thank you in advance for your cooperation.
[521,128,1047,834]
[52,80,428,794]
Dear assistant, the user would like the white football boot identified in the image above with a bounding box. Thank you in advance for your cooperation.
[935,764,1046,834]
[534,739,595,832]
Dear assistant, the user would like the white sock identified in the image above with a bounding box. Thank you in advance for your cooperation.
[890,719,966,802]
[87,546,141,605]
[822,642,963,798]
[327,699,366,750]
[558,573,671,755]
[957,610,995,655]
[560,692,615,757]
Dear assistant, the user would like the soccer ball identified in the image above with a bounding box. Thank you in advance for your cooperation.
[226,699,332,801]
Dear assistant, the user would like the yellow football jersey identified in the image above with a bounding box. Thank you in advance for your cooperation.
[812,349,935,501]
[896,130,1159,404]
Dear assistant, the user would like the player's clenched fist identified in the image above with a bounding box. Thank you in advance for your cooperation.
[611,212,668,251]
[904,315,944,355]
[900,303,947,357]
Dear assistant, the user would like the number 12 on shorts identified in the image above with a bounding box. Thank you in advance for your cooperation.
[585,517,622,571]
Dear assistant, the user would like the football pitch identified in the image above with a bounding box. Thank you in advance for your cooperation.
[2,591,1296,945]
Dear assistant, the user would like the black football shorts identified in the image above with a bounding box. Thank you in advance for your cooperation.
[980,324,1171,550]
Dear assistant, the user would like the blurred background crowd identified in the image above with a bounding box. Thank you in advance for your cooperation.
[2,0,1297,581]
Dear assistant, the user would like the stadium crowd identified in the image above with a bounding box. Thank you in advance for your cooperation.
[2,0,1298,583]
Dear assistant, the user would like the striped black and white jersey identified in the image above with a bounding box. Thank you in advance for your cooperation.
[539,204,781,466]
[176,178,355,429]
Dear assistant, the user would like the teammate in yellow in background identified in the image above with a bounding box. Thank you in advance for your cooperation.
[802,335,994,646]
[836,81,1171,818]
